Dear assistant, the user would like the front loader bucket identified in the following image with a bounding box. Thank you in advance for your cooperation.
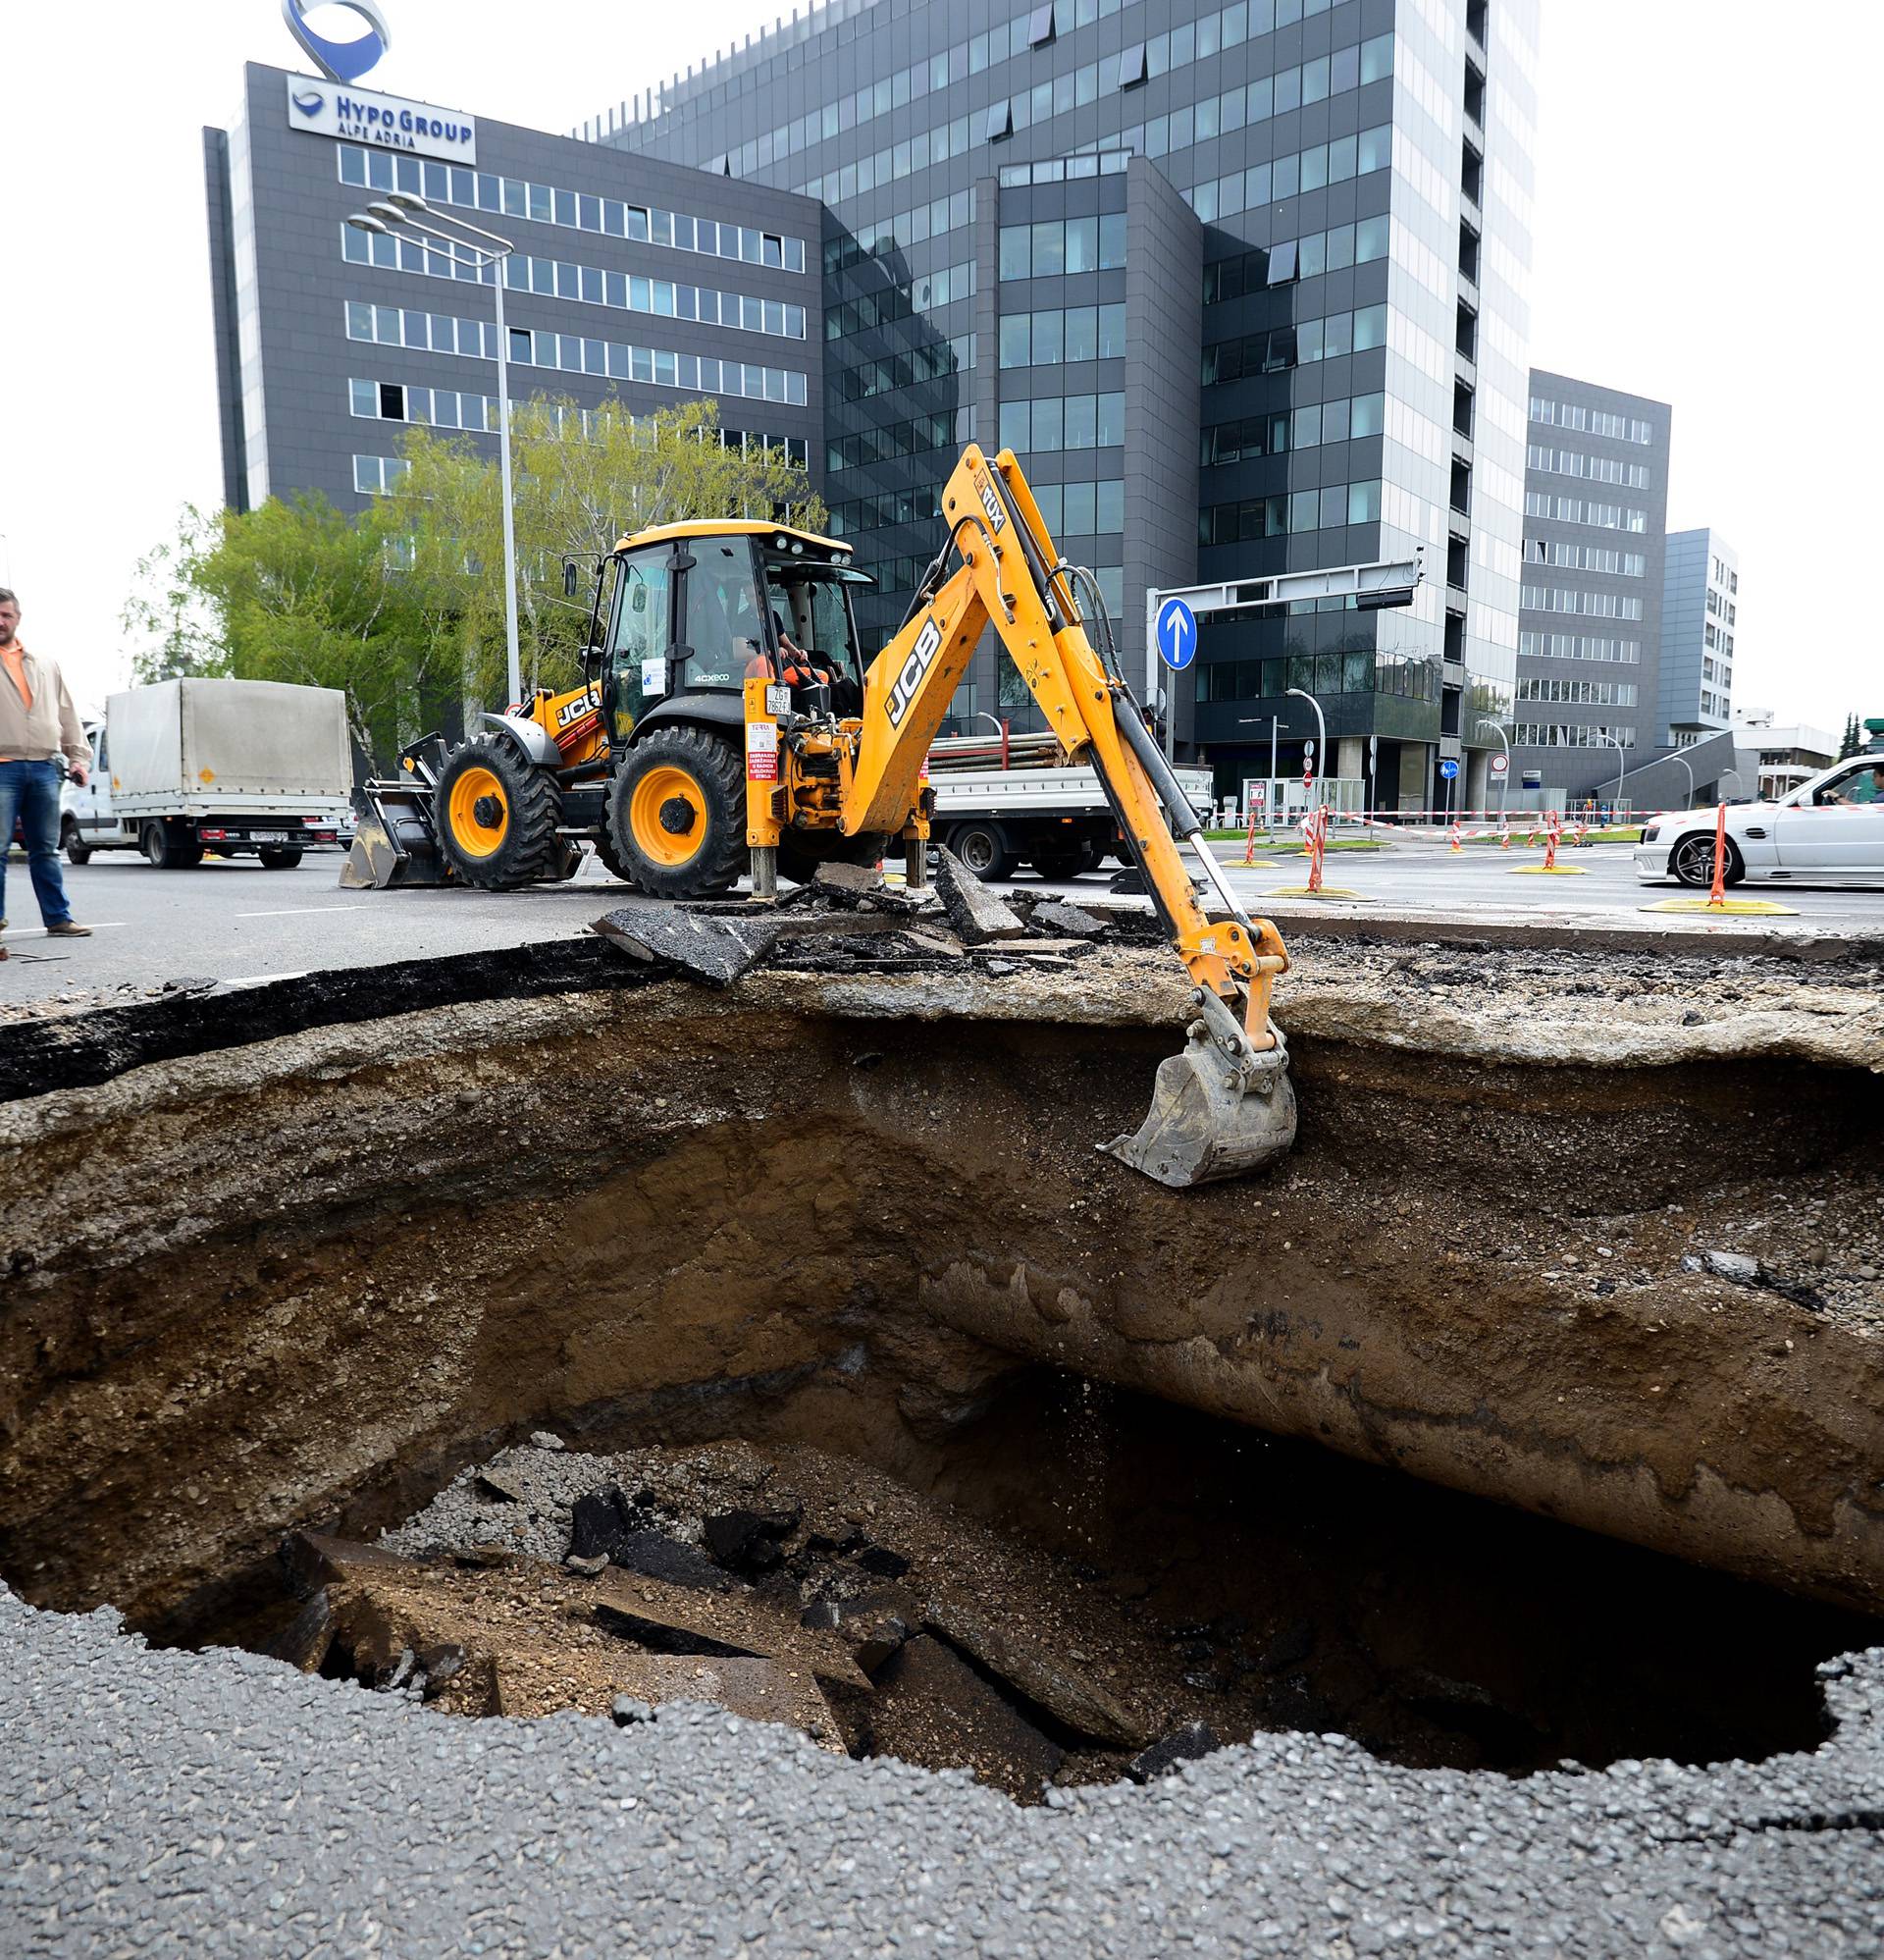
[1101,1029,1297,1188]
[339,785,448,890]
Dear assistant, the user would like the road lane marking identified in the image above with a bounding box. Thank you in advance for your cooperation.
[0,922,127,938]
[236,906,374,919]
[222,972,311,987]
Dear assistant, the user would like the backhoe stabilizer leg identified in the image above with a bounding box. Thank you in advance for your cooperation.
[1100,991,1297,1188]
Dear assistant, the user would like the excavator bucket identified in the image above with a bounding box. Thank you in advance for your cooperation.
[1102,1029,1297,1189]
[339,781,448,889]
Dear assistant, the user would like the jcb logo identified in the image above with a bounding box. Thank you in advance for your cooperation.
[556,684,601,728]
[976,473,1007,534]
[886,615,943,729]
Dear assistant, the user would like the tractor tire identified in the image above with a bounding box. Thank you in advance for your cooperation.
[62,820,91,866]
[1672,831,1745,889]
[595,777,635,885]
[776,827,892,887]
[435,735,565,890]
[606,724,748,899]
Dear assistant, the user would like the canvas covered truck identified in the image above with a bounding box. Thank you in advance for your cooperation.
[924,729,1215,881]
[62,678,353,870]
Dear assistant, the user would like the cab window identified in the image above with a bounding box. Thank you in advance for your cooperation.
[605,546,670,740]
[681,542,764,688]
[760,560,866,685]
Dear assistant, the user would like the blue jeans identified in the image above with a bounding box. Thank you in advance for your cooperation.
[0,759,75,927]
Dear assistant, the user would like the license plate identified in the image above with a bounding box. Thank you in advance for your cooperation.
[249,830,289,843]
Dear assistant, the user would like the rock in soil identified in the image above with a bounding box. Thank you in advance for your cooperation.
[865,1633,1065,1804]
[1127,1721,1219,1783]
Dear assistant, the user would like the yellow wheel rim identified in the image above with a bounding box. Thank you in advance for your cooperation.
[447,765,509,859]
[630,765,708,869]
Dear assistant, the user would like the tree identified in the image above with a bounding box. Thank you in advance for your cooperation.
[124,494,464,769]
[1839,713,1862,761]
[386,393,825,710]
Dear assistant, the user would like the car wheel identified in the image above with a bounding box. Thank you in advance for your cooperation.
[1671,832,1745,889]
[948,821,1011,881]
[141,821,199,869]
[62,820,91,866]
[1030,846,1084,882]
[257,847,304,870]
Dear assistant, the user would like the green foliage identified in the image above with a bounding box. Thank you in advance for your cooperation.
[1840,712,1862,761]
[123,393,824,767]
[385,394,824,708]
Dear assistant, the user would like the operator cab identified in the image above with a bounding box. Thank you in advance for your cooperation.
[595,522,870,742]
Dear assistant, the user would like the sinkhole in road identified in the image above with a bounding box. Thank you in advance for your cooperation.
[162,1366,1878,1805]
[4,966,1879,1803]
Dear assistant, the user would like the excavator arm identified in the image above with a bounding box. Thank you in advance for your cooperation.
[843,445,1296,1186]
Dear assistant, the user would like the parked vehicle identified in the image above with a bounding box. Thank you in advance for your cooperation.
[62,679,352,870]
[1633,731,1884,889]
[925,730,1214,881]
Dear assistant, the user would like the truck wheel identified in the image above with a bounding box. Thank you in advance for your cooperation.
[607,725,747,899]
[141,822,201,870]
[1672,832,1744,889]
[435,735,565,890]
[1030,844,1084,882]
[62,820,90,866]
[776,828,891,886]
[948,821,1011,881]
[258,847,304,870]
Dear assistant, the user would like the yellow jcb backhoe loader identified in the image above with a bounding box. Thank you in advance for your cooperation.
[344,443,1295,1185]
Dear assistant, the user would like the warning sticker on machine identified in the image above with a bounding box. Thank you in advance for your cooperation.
[747,720,779,780]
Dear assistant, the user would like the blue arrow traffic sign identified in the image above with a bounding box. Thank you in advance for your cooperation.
[1155,597,1198,671]
[1439,758,1460,780]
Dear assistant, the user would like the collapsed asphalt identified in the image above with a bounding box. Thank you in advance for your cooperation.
[4,1580,1880,1956]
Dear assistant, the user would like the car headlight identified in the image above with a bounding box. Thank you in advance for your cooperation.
[1642,824,1659,843]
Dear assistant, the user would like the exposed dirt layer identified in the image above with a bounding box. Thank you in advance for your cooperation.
[1,945,1880,1669]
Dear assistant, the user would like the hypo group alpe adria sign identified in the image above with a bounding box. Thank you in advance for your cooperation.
[286,77,477,163]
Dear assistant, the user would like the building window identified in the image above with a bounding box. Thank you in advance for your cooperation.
[1117,42,1146,87]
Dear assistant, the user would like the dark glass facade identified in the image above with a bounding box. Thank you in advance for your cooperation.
[593,0,1538,807]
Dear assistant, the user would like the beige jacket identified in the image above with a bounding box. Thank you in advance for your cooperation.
[0,645,92,769]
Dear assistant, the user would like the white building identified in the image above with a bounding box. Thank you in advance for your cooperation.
[1659,528,1738,745]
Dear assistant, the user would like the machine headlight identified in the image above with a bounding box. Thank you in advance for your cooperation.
[1642,823,1660,843]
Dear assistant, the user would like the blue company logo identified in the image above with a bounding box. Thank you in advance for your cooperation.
[281,0,391,84]
[291,88,326,115]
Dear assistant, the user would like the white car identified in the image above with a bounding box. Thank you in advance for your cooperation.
[1633,750,1884,889]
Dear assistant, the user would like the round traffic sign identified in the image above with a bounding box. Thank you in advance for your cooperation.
[1439,758,1460,780]
[1155,597,1198,671]
[1490,754,1509,776]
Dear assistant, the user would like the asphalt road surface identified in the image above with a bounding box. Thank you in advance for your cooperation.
[3,838,1882,1010]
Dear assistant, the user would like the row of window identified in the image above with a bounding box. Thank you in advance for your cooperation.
[823,189,976,279]
[826,406,972,474]
[797,113,980,215]
[1526,446,1651,489]
[1703,621,1737,656]
[998,304,1128,368]
[1710,556,1739,593]
[997,215,1131,282]
[1200,479,1384,546]
[1513,723,1639,749]
[1524,492,1648,533]
[1517,678,1639,707]
[340,226,808,341]
[337,145,807,274]
[1521,587,1646,619]
[351,377,496,431]
[1704,589,1738,623]
[1524,542,1646,577]
[830,336,974,405]
[342,300,811,405]
[1199,650,1437,705]
[1203,218,1391,303]
[1527,396,1654,445]
[1203,304,1389,384]
[1518,632,1642,664]
[354,454,411,495]
[733,0,1344,188]
[827,485,946,537]
[1196,126,1397,228]
[1200,392,1387,465]
[825,262,975,344]
[996,392,1128,453]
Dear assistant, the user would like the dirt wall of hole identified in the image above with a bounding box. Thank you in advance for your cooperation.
[1,982,1879,1628]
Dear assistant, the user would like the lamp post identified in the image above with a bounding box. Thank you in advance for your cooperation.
[346,193,522,710]
[1285,685,1326,813]
[1669,752,1695,811]
[1594,730,1628,821]
[1477,716,1510,821]
[1718,767,1744,803]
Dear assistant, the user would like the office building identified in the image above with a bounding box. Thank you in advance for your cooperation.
[1512,369,1670,802]
[586,0,1542,812]
[204,64,823,523]
[1659,527,1738,748]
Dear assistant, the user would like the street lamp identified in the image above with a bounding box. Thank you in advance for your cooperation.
[1668,752,1695,811]
[1593,730,1628,819]
[1718,767,1744,803]
[1285,685,1326,812]
[1477,716,1510,820]
[346,193,522,711]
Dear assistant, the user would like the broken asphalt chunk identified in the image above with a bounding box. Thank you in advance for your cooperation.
[933,848,1028,944]
[1031,899,1110,939]
[1126,1721,1219,1783]
[927,1597,1149,1748]
[590,1567,870,1692]
[866,1634,1064,1804]
[592,906,784,986]
[811,860,884,902]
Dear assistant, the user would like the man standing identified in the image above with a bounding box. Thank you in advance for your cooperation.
[0,588,93,941]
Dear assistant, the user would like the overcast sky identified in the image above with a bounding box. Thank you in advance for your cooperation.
[4,0,1876,735]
